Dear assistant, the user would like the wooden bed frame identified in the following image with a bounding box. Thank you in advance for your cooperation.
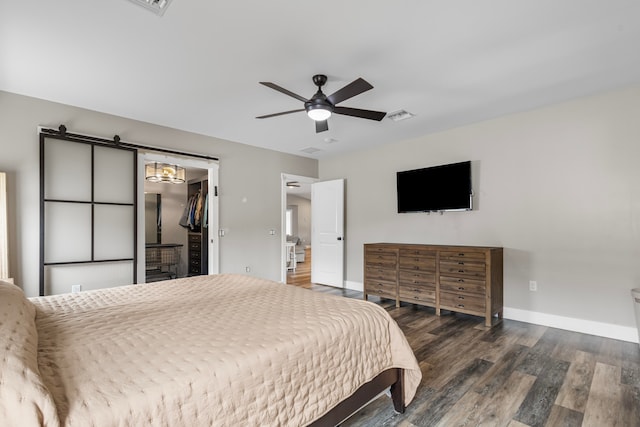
[309,368,405,426]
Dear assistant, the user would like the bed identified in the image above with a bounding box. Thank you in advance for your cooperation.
[0,274,421,426]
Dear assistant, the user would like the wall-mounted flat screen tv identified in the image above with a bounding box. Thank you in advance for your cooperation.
[396,161,472,213]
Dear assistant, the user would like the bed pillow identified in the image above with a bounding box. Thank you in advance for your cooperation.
[0,280,60,426]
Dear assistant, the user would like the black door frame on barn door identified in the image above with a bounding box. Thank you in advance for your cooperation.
[39,125,219,296]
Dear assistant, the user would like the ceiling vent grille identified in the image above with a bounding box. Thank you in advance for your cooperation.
[127,0,173,16]
[300,147,322,154]
[387,110,415,122]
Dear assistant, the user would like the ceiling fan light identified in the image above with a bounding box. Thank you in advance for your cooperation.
[307,107,331,121]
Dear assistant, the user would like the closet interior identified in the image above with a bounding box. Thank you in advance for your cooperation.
[144,168,208,282]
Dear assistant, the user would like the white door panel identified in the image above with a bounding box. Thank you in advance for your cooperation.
[311,179,344,287]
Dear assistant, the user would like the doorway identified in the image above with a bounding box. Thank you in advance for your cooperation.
[281,174,315,285]
[138,152,219,282]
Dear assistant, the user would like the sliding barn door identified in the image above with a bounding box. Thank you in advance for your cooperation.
[40,132,137,295]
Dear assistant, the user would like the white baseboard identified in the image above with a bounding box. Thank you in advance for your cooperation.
[503,307,639,344]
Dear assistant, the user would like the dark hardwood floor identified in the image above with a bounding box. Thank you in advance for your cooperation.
[289,279,640,427]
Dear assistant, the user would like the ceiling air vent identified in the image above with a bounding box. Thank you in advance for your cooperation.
[300,147,322,155]
[127,0,173,16]
[387,110,415,122]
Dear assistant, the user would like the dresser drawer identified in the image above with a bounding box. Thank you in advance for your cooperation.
[188,233,202,243]
[365,280,397,299]
[365,266,397,282]
[398,270,436,286]
[440,292,485,313]
[399,285,436,305]
[440,279,485,296]
[365,254,397,268]
[440,250,486,262]
[399,248,437,259]
[399,256,436,272]
[440,276,486,293]
[439,261,486,279]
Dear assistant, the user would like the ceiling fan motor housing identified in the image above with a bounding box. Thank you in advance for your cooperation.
[305,74,334,115]
[305,96,334,114]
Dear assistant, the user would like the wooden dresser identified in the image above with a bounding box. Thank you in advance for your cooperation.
[364,243,503,326]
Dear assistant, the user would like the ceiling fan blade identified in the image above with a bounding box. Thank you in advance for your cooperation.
[259,82,308,103]
[315,120,329,133]
[334,106,386,121]
[256,109,305,119]
[326,78,373,105]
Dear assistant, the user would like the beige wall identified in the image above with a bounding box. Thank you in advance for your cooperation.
[0,91,318,296]
[319,84,640,331]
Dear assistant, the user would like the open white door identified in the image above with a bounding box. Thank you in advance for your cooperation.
[311,179,344,287]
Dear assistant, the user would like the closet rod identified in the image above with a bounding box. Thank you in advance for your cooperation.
[40,125,219,161]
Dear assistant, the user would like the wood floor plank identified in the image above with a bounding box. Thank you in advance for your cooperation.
[475,344,530,397]
[582,363,623,427]
[554,350,597,412]
[473,370,538,426]
[621,358,640,387]
[407,358,492,426]
[516,330,564,377]
[513,357,570,427]
[544,404,583,427]
[432,389,484,427]
[424,330,489,389]
[513,322,548,348]
[620,383,640,427]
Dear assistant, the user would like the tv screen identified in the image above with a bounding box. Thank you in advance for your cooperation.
[396,161,472,213]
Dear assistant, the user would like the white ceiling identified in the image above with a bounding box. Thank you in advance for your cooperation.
[2,1,640,159]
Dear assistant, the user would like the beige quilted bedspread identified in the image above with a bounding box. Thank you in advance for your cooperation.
[18,274,421,426]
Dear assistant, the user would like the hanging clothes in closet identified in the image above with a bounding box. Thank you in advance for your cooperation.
[179,189,207,230]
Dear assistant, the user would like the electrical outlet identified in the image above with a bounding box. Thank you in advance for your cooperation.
[245,266,251,273]
[71,284,82,293]
[529,280,537,292]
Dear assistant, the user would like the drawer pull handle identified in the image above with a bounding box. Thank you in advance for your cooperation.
[457,279,465,283]
[458,269,465,273]
[458,287,465,291]
[458,262,465,265]
[415,266,419,270]
[458,296,465,300]
[458,253,465,256]
[457,304,465,308]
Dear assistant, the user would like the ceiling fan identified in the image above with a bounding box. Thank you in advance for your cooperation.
[256,74,386,133]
